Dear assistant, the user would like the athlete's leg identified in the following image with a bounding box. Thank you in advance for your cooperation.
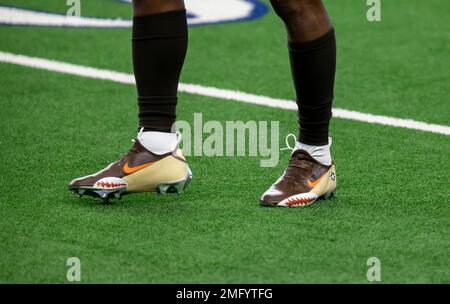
[132,0,187,138]
[270,0,335,147]
[270,0,332,42]
[260,0,337,207]
[68,0,191,201]
[133,0,185,16]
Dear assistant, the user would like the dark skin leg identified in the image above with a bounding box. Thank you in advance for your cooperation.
[270,0,332,42]
[132,0,185,16]
[132,0,330,37]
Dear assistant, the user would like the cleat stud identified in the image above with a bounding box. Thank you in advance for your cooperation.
[156,173,191,196]
[156,184,170,195]
[323,190,335,200]
[173,182,186,195]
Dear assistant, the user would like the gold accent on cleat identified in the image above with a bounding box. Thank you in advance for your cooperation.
[310,165,337,198]
[123,154,190,193]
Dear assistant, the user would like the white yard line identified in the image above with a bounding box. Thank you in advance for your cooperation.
[1,51,449,136]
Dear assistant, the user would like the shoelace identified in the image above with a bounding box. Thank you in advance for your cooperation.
[283,151,315,185]
[279,133,311,182]
[280,133,297,154]
[280,133,313,168]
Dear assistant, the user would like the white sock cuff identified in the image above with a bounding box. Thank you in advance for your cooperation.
[295,137,332,166]
[137,130,181,155]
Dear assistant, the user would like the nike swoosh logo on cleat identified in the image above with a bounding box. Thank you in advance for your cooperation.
[123,162,154,174]
[307,176,323,188]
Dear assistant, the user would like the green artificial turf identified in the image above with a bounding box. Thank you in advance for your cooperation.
[0,0,449,283]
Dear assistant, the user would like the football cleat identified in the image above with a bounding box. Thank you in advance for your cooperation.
[68,139,192,202]
[260,149,336,207]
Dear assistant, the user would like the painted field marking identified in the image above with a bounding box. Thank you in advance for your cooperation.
[0,0,268,27]
[0,51,449,136]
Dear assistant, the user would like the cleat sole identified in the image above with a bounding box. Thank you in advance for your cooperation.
[69,186,126,201]
[260,190,335,208]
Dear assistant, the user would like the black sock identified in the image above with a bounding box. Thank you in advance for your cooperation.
[289,29,336,146]
[132,10,188,132]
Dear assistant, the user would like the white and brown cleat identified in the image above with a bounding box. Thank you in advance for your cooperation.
[68,139,192,202]
[260,149,336,207]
